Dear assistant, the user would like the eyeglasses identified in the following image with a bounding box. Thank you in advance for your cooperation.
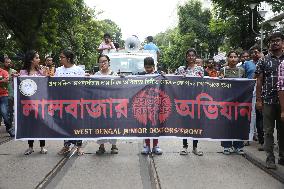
[98,59,108,64]
[270,38,282,44]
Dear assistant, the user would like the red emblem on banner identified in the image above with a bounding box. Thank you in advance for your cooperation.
[132,88,172,126]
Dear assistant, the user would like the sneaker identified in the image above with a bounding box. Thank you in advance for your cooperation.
[235,148,245,155]
[141,146,151,155]
[40,147,48,154]
[24,147,34,155]
[58,146,70,155]
[152,146,163,155]
[111,146,118,154]
[192,147,203,156]
[96,147,106,155]
[223,148,231,155]
[180,147,188,155]
[278,158,284,166]
[266,159,276,169]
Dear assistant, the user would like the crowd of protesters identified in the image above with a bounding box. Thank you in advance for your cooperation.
[0,32,284,170]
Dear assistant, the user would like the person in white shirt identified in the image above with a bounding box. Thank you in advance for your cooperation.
[55,52,85,77]
[93,54,119,155]
[56,49,85,156]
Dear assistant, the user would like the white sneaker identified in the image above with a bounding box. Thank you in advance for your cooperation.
[152,146,163,155]
[141,146,151,155]
[24,147,34,155]
[180,147,188,155]
[40,147,48,154]
[223,148,231,155]
[192,147,203,156]
[235,148,245,155]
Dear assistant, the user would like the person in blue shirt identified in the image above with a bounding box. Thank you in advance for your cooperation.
[143,36,160,62]
[242,46,262,79]
[242,46,264,151]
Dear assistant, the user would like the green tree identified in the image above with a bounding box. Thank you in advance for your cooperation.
[0,23,19,59]
[0,0,63,52]
[0,0,123,71]
[155,0,223,71]
[100,19,123,47]
[55,0,103,69]
[178,0,219,57]
[211,0,284,50]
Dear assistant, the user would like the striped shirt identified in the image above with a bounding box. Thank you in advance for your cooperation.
[255,53,284,104]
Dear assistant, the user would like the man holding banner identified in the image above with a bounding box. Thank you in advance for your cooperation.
[0,62,14,137]
[255,32,284,169]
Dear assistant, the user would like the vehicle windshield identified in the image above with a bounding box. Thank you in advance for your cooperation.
[109,57,145,74]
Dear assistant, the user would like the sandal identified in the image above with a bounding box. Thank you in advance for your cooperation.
[24,148,34,155]
[40,147,48,154]
[180,147,188,155]
[76,147,84,156]
[111,147,118,154]
[96,147,106,155]
[192,147,203,156]
[58,146,70,155]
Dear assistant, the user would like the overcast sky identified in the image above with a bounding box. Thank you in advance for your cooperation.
[84,0,212,41]
[84,0,276,42]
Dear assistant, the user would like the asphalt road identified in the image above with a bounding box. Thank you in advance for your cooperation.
[0,127,283,189]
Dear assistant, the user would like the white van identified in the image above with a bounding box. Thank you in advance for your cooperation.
[106,50,157,75]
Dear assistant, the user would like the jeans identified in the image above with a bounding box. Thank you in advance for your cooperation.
[221,141,244,149]
[8,97,14,125]
[263,104,284,159]
[256,109,264,144]
[0,96,12,132]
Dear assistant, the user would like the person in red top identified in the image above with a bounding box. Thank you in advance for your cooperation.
[204,59,218,77]
[0,66,14,137]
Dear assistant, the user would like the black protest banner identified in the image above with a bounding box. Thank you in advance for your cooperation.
[15,76,255,140]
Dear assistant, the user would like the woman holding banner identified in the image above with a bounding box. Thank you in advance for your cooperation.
[93,54,119,155]
[56,49,85,156]
[219,50,245,155]
[175,48,204,156]
[20,50,49,155]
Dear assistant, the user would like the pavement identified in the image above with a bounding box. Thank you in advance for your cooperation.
[243,141,284,183]
[0,125,284,189]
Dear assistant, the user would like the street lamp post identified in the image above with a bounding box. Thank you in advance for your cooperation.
[258,7,268,52]
[249,3,268,52]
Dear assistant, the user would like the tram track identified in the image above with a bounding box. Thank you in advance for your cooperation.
[34,147,77,189]
[0,137,13,145]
